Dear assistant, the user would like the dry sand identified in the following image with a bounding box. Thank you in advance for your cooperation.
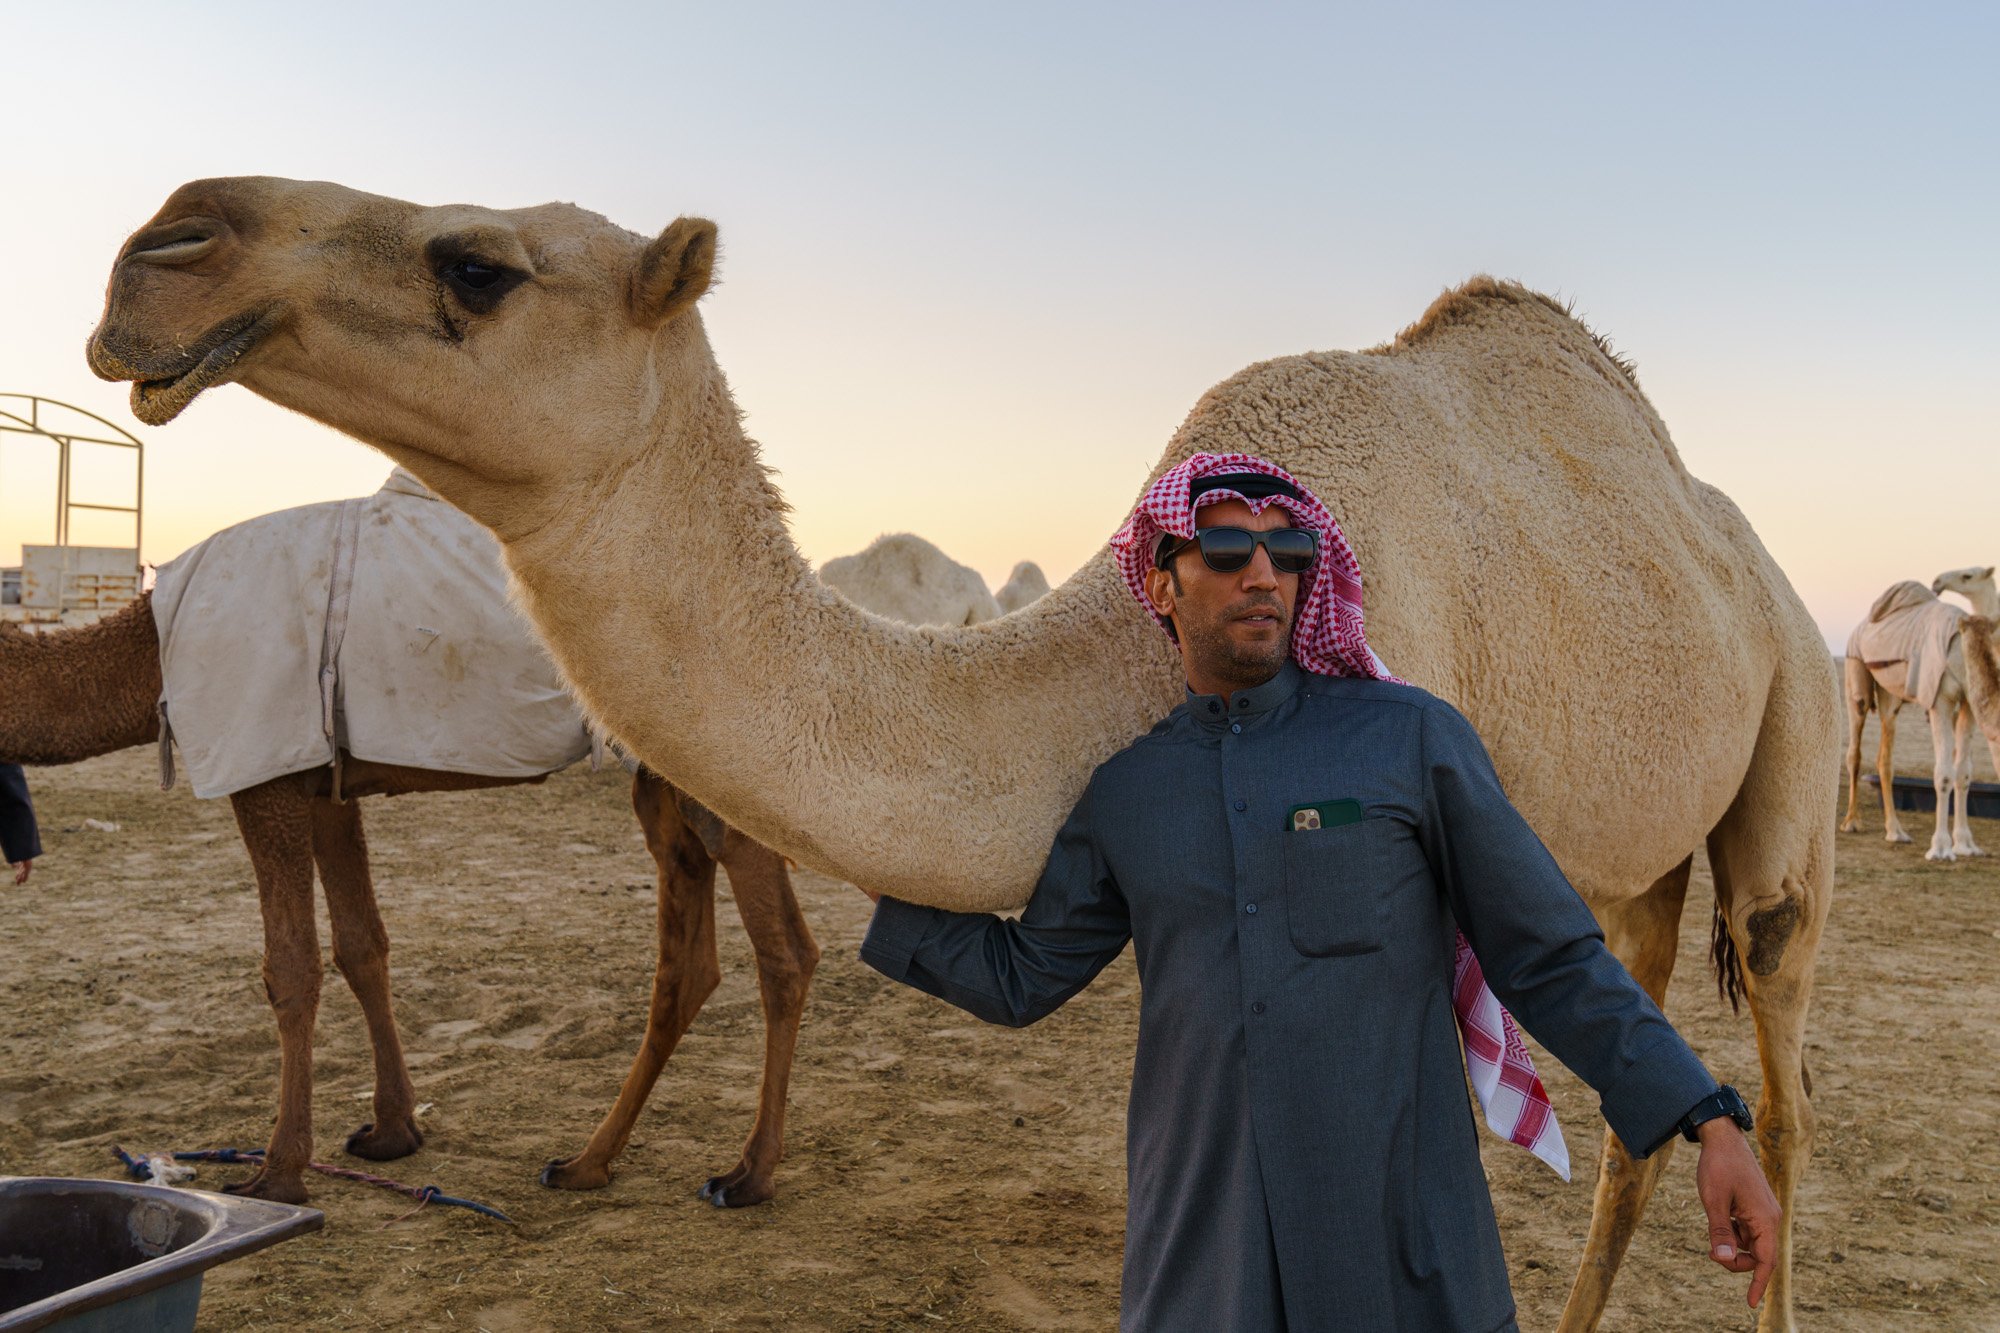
[2,745,1994,1330]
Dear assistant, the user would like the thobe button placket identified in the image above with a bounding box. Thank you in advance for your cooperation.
[1233,800,1246,812]
[1251,1001,1266,1015]
[1244,903,1258,915]
[1230,723,1242,734]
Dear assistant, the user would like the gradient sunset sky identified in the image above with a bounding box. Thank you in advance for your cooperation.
[2,3,1992,649]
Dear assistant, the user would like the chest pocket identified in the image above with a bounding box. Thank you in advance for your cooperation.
[1281,815,1419,958]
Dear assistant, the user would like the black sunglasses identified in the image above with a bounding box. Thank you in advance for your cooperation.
[1156,526,1319,575]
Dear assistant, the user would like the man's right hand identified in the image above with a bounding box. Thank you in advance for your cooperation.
[9,859,29,886]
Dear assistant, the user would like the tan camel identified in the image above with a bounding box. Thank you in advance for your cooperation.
[89,178,1838,1332]
[819,532,1001,626]
[995,560,1051,614]
[1840,567,2000,860]
[0,600,815,1208]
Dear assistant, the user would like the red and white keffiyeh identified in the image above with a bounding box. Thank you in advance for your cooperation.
[1111,450,1570,1180]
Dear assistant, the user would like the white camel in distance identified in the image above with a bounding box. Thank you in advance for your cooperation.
[818,536,1050,626]
[996,561,1051,613]
[1842,564,2000,860]
[818,533,1000,627]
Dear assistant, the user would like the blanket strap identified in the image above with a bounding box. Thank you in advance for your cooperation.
[156,700,175,791]
[320,498,365,802]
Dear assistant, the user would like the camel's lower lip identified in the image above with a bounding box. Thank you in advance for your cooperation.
[129,314,272,425]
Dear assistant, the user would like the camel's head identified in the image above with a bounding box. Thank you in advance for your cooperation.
[1932,565,1996,599]
[89,177,717,496]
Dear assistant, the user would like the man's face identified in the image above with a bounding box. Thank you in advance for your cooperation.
[1144,497,1304,693]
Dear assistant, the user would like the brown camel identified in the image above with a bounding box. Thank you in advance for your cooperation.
[88,178,1838,1331]
[0,600,817,1207]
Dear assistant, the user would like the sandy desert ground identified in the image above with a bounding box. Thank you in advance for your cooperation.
[2,715,1994,1330]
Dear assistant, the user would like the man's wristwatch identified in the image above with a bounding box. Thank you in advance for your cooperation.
[1677,1084,1753,1142]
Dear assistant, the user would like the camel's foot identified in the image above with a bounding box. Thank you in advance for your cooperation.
[1924,840,1956,862]
[345,1117,423,1161]
[1952,838,1985,857]
[539,1154,614,1192]
[1838,817,1861,833]
[699,1160,775,1209]
[346,1112,424,1160]
[1885,828,1912,844]
[222,1167,310,1205]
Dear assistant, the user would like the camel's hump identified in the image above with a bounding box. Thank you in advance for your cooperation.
[1867,581,1937,624]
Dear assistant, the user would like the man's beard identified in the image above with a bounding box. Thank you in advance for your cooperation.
[1181,596,1293,691]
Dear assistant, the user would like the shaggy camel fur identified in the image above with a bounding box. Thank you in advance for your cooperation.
[1840,568,2000,860]
[818,532,1001,627]
[90,178,1838,1331]
[0,600,814,1208]
[995,560,1050,614]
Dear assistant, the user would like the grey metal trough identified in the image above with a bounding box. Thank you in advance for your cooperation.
[0,1176,321,1332]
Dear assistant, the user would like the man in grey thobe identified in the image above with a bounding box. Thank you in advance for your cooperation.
[860,460,1780,1331]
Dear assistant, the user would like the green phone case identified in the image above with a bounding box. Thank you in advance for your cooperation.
[1286,798,1363,832]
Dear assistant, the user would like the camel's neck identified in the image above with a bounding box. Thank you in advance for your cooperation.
[0,597,162,765]
[1963,585,2000,619]
[482,329,1179,907]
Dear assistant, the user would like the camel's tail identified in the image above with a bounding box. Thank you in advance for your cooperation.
[1709,901,1744,1016]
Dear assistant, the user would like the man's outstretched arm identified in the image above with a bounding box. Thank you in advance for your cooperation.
[859,782,1131,1028]
[1418,700,1781,1308]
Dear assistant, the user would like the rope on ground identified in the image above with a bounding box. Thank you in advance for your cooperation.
[111,1144,516,1225]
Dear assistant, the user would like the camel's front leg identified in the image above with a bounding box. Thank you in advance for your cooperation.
[311,793,423,1160]
[1876,703,1912,843]
[1925,704,1960,861]
[700,829,819,1209]
[541,771,720,1191]
[225,777,323,1204]
[1949,703,1985,856]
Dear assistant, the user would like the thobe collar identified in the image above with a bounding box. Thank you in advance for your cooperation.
[1184,660,1305,730]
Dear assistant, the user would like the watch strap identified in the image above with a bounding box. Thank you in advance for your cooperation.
[1678,1084,1753,1142]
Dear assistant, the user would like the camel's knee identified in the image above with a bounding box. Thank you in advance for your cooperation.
[330,940,388,986]
[756,941,820,1000]
[1756,1091,1816,1169]
[329,921,390,979]
[658,955,723,1011]
[261,958,323,1018]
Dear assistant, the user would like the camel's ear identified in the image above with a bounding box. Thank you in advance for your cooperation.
[629,217,718,327]
[1984,566,1995,580]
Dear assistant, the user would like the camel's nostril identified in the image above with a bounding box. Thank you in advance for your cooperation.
[125,217,226,267]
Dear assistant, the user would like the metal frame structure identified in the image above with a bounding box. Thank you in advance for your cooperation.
[0,393,144,558]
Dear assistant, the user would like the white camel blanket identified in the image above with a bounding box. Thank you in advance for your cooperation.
[1846,580,1964,710]
[151,470,592,799]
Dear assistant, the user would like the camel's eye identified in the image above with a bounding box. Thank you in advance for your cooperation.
[437,256,525,315]
[451,261,503,289]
